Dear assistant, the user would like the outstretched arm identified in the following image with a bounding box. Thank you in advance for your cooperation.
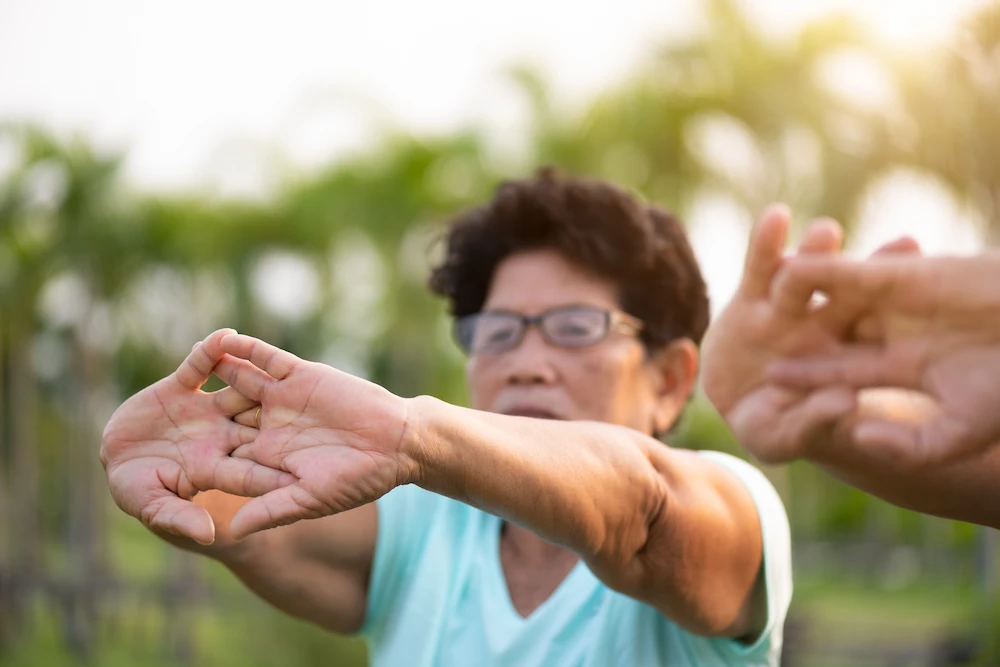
[213,333,772,638]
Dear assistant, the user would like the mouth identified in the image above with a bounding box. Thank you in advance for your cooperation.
[502,406,562,420]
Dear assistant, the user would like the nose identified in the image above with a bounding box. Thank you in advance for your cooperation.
[502,327,558,386]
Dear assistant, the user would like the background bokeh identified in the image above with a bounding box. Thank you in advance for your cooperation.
[2,0,1000,664]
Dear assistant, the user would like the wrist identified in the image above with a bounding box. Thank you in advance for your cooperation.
[396,394,439,488]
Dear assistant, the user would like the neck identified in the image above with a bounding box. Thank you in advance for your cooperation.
[501,521,576,565]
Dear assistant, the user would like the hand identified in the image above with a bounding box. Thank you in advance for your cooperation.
[766,252,1000,465]
[701,206,853,462]
[212,334,414,540]
[100,329,297,545]
[701,205,920,463]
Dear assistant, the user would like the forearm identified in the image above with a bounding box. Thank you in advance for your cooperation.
[217,524,370,635]
[812,447,1000,528]
[403,395,666,576]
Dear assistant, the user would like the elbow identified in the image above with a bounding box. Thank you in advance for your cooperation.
[588,470,670,591]
[667,591,755,638]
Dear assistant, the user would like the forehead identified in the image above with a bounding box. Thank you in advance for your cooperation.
[483,249,621,313]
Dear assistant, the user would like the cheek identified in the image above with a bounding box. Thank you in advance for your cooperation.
[465,359,497,407]
[574,352,645,413]
[582,349,652,414]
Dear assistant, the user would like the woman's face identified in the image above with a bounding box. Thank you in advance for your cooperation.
[466,249,695,434]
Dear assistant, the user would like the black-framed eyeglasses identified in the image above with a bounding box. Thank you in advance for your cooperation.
[454,305,644,356]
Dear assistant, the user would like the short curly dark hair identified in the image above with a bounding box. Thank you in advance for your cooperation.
[428,168,710,351]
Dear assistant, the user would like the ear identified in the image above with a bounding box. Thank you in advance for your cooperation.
[647,339,699,433]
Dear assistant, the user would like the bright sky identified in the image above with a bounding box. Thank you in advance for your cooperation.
[0,0,991,316]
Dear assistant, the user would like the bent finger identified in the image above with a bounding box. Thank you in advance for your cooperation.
[175,329,236,390]
[221,334,301,381]
[773,218,844,317]
[213,354,273,403]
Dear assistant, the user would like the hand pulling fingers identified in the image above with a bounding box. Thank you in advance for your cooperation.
[220,334,299,381]
[740,205,791,300]
[213,354,273,402]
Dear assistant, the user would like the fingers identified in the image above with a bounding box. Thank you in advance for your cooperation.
[213,354,274,403]
[233,406,259,428]
[230,484,322,540]
[143,494,217,546]
[797,217,844,255]
[853,413,975,469]
[211,456,298,498]
[175,329,237,390]
[220,334,300,381]
[841,236,923,341]
[230,439,282,470]
[772,218,844,317]
[766,346,923,391]
[774,258,881,337]
[213,386,258,417]
[779,386,857,454]
[228,422,260,449]
[740,204,790,299]
[778,257,895,308]
[725,384,856,464]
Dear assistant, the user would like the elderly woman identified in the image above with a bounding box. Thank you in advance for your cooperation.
[101,169,791,666]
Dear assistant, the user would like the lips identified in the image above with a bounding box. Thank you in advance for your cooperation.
[502,406,562,420]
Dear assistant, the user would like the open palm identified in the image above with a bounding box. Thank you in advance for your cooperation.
[100,329,296,545]
[213,334,413,540]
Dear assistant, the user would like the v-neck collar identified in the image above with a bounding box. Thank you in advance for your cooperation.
[483,515,596,629]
